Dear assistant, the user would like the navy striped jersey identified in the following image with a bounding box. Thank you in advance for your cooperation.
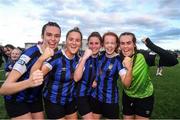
[4,45,43,103]
[76,56,99,97]
[91,54,126,104]
[43,49,80,105]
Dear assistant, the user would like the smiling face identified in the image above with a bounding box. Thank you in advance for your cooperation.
[103,35,117,55]
[41,26,61,50]
[65,31,82,58]
[11,49,21,61]
[88,36,101,55]
[119,35,136,57]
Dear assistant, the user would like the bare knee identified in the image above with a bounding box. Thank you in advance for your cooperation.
[135,115,149,120]
[92,113,101,120]
[82,112,94,120]
[123,115,135,120]
[65,112,78,120]
[11,112,32,120]
[31,111,44,119]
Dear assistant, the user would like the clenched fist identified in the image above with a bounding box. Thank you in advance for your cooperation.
[82,48,93,60]
[42,47,54,60]
[122,57,133,71]
[141,37,148,45]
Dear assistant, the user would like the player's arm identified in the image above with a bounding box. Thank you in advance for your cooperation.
[0,47,50,95]
[41,64,51,77]
[74,48,92,82]
[142,37,178,66]
[0,69,43,95]
[120,57,133,88]
[30,47,54,74]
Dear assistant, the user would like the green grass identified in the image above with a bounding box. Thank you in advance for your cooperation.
[0,59,180,119]
[150,60,180,119]
[0,96,8,119]
[0,68,5,81]
[0,64,8,119]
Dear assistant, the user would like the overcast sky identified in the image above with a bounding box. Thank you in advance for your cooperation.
[0,0,180,50]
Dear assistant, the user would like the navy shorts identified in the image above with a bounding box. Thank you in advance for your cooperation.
[44,98,77,119]
[91,97,119,119]
[122,91,154,118]
[77,96,92,116]
[5,99,43,118]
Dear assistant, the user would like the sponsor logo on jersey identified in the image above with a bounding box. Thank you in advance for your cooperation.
[89,64,93,68]
[108,64,113,70]
[62,67,66,71]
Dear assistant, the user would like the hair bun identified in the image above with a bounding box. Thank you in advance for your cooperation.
[73,27,80,31]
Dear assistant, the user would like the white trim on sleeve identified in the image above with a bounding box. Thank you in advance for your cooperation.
[119,68,127,76]
[12,54,31,74]
[13,62,27,74]
[44,62,53,71]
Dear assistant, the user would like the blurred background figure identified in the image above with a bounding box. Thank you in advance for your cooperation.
[156,52,178,76]
[156,59,163,76]
[0,45,4,67]
[4,44,15,63]
[5,48,22,77]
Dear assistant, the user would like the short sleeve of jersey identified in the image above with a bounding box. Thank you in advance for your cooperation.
[13,54,30,74]
[44,58,54,71]
[44,50,61,71]
[13,46,37,74]
[117,56,126,76]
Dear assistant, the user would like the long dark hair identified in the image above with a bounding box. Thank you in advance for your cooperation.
[119,32,137,67]
[119,32,137,51]
[41,21,61,36]
[88,32,102,44]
